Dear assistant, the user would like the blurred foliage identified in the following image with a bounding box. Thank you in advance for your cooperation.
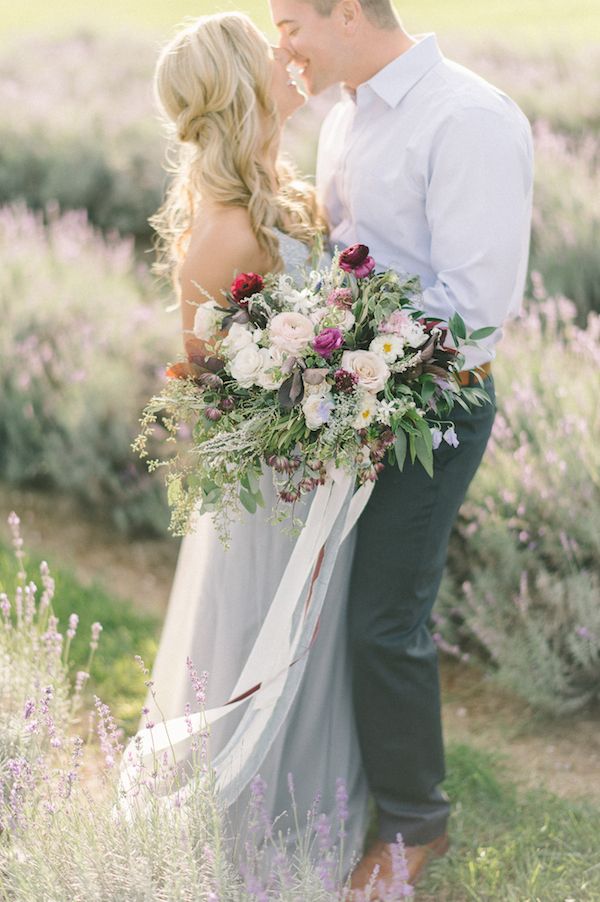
[1,33,599,318]
[437,289,600,715]
[0,203,179,536]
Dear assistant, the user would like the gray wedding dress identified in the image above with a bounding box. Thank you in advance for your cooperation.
[146,230,370,878]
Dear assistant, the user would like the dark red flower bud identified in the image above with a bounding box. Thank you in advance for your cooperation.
[204,406,222,422]
[230,272,264,306]
[338,244,375,278]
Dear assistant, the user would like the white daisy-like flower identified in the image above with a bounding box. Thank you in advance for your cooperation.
[369,334,405,363]
[353,392,378,429]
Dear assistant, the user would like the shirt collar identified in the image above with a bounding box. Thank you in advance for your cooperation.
[345,34,442,109]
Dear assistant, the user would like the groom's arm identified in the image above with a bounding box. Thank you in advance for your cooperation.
[422,104,534,341]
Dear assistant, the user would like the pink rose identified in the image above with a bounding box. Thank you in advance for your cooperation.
[339,244,375,278]
[312,327,344,359]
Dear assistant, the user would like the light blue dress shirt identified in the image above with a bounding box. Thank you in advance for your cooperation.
[316,34,534,370]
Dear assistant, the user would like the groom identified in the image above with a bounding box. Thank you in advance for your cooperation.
[271,0,533,893]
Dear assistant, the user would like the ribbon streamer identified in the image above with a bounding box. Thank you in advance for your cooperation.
[118,469,374,806]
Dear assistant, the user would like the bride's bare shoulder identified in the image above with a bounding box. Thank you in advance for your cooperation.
[181,206,270,284]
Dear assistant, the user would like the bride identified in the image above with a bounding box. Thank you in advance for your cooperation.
[145,12,369,879]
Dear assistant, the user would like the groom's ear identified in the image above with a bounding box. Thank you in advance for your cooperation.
[335,0,361,34]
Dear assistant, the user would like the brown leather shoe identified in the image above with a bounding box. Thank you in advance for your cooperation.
[349,831,450,899]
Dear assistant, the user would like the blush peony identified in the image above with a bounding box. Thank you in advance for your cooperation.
[269,311,315,355]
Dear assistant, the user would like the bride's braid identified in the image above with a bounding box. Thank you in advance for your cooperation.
[151,13,325,279]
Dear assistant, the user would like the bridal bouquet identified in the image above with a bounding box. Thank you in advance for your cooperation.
[134,245,495,541]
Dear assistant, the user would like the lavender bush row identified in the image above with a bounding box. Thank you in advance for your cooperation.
[1,33,600,318]
[0,203,178,535]
[0,513,413,900]
[435,279,600,715]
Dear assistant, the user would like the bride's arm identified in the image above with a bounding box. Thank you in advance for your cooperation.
[177,208,271,363]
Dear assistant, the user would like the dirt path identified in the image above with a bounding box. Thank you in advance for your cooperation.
[2,483,599,804]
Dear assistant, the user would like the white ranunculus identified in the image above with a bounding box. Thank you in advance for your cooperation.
[256,347,285,390]
[340,349,390,393]
[229,344,265,388]
[404,321,428,348]
[221,322,253,358]
[369,334,405,363]
[269,311,315,355]
[302,392,334,431]
[193,300,222,341]
[353,392,378,429]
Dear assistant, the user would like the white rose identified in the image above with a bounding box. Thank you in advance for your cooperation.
[353,392,378,429]
[229,344,265,388]
[269,312,315,355]
[193,300,222,341]
[221,322,253,358]
[302,392,334,431]
[340,349,390,393]
[256,347,285,390]
[369,334,405,363]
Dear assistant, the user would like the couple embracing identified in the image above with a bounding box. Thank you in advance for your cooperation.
[146,0,533,895]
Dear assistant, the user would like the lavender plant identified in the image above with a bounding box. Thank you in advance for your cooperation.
[0,204,178,535]
[435,283,600,714]
[0,512,413,900]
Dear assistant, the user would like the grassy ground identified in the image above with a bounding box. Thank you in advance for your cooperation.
[2,538,599,898]
[1,0,599,46]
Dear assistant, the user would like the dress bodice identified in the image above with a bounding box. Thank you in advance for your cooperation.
[274,227,310,275]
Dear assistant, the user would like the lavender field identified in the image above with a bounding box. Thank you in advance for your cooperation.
[1,9,600,901]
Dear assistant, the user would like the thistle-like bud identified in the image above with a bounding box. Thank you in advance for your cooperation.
[267,455,289,472]
[204,406,222,422]
[199,373,223,390]
[279,489,300,503]
[220,397,235,412]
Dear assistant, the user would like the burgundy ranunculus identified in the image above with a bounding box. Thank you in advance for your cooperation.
[230,272,264,307]
[312,327,344,359]
[338,244,375,278]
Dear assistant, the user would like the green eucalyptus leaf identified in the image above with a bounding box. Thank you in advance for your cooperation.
[239,487,257,514]
[469,326,497,340]
[394,430,408,471]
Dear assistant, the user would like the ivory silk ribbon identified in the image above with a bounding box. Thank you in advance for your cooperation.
[118,467,374,807]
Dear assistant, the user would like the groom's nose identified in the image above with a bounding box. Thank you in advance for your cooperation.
[277,32,295,58]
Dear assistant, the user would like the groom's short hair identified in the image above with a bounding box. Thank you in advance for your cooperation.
[309,0,398,30]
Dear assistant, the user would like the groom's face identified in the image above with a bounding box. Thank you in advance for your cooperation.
[270,0,344,95]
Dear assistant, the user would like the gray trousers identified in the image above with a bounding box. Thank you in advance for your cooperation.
[347,377,496,845]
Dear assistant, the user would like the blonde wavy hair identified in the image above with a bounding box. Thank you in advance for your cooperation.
[151,12,326,275]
